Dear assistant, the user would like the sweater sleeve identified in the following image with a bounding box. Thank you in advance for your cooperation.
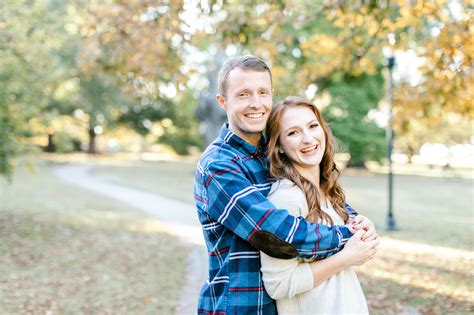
[260,183,314,299]
[201,160,352,260]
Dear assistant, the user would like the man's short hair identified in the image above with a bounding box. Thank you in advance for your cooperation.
[218,55,272,98]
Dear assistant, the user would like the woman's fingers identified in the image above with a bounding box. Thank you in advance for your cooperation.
[361,227,377,241]
[353,229,365,239]
[369,248,377,260]
[367,237,380,248]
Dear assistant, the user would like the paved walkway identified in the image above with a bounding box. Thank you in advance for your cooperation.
[54,164,207,314]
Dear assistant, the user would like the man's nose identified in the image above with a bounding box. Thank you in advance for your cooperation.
[249,94,263,107]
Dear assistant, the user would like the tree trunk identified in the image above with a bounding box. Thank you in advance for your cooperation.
[195,51,227,146]
[88,127,97,154]
[44,133,56,152]
[407,147,415,163]
[346,158,366,168]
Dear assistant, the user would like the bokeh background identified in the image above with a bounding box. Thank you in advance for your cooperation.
[1,1,473,314]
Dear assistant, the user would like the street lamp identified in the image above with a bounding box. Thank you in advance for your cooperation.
[383,46,399,231]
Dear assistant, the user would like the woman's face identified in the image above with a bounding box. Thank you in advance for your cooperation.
[278,105,326,170]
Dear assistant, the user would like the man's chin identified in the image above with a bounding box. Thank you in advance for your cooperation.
[243,127,265,134]
[242,122,266,133]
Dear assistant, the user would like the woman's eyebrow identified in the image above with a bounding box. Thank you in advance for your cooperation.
[283,125,299,133]
[283,119,318,133]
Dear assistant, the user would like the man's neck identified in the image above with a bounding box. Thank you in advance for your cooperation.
[244,134,262,147]
[228,126,262,147]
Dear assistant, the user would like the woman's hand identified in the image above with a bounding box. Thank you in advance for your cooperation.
[341,230,379,267]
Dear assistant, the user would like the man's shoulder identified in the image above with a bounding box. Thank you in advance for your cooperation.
[197,140,241,174]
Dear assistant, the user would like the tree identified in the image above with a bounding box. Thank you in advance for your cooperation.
[189,0,472,165]
[0,0,73,177]
[75,0,201,154]
[393,6,473,153]
[189,1,390,165]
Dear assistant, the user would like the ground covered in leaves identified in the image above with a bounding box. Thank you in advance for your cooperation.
[0,161,186,314]
[96,159,473,314]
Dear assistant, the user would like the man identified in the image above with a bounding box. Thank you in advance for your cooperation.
[194,55,369,314]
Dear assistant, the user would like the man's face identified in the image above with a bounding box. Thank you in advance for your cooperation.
[217,68,272,145]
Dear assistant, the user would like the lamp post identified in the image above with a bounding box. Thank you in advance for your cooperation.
[384,47,399,231]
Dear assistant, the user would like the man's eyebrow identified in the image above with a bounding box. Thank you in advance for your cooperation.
[234,88,251,94]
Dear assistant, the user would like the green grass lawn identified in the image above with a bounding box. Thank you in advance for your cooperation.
[94,159,474,314]
[0,161,186,314]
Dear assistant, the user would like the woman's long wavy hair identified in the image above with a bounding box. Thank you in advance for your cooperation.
[266,96,348,225]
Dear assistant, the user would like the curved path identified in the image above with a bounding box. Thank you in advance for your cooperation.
[54,164,207,315]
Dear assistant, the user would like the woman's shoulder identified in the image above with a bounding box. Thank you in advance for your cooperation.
[268,179,308,216]
[269,178,301,194]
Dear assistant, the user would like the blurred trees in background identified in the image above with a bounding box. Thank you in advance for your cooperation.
[198,0,472,165]
[1,0,472,176]
[1,0,73,174]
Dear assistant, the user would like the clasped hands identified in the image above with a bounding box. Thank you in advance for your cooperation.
[347,215,378,242]
[341,215,380,265]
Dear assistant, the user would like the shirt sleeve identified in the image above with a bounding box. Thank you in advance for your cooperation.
[345,203,358,218]
[201,160,352,260]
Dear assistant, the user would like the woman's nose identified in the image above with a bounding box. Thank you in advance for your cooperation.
[301,131,312,143]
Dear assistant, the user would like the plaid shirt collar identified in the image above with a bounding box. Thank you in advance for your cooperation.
[219,123,267,156]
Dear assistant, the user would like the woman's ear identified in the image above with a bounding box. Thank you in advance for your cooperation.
[216,94,227,110]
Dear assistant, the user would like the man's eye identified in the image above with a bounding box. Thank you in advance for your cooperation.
[260,90,268,95]
[239,93,248,97]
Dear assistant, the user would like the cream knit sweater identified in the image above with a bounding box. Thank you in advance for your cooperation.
[260,179,368,315]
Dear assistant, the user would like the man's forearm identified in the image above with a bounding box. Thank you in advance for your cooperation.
[203,162,352,260]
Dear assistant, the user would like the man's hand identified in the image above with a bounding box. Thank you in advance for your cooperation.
[347,215,378,242]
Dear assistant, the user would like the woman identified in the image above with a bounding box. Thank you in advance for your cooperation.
[261,96,379,314]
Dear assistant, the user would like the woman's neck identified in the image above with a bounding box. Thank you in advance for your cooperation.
[294,164,328,208]
[294,164,320,189]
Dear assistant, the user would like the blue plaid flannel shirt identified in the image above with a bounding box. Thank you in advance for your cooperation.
[194,124,357,315]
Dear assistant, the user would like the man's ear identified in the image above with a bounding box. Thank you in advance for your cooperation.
[216,94,227,110]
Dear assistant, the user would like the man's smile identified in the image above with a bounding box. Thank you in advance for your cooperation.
[244,112,265,119]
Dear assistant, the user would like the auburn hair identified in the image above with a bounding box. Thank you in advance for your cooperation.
[266,96,348,225]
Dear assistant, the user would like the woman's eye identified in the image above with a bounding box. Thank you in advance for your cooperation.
[310,123,319,129]
[288,131,297,136]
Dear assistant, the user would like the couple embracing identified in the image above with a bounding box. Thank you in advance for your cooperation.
[193,55,379,315]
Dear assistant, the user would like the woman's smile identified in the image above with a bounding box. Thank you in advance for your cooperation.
[301,144,319,154]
